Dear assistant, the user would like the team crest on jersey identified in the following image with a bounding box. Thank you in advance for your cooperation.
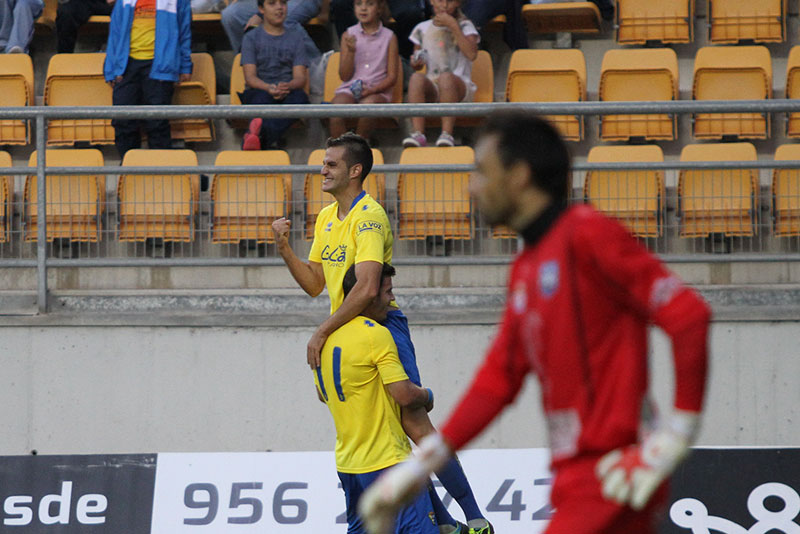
[538,260,559,298]
[320,244,347,264]
[324,222,333,232]
[357,220,383,234]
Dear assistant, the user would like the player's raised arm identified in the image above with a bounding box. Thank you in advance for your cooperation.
[272,217,326,297]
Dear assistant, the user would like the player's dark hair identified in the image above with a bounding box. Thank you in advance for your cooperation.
[326,132,373,184]
[480,112,571,206]
[342,263,396,299]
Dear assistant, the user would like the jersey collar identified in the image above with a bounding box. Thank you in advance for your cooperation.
[520,203,566,246]
[349,190,367,211]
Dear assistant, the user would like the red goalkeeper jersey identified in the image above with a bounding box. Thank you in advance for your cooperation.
[441,204,710,469]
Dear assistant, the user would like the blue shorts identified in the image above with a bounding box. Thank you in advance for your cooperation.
[382,308,421,386]
[338,468,439,534]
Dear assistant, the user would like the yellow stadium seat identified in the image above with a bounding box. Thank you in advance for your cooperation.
[171,52,216,143]
[585,145,665,237]
[679,143,759,237]
[118,149,198,242]
[784,46,800,138]
[322,51,402,129]
[616,0,694,44]
[0,54,34,145]
[398,147,473,240]
[599,48,678,141]
[506,49,585,141]
[456,50,493,127]
[24,149,105,242]
[211,150,291,244]
[0,151,14,243]
[304,148,385,239]
[522,2,601,34]
[772,145,800,237]
[44,53,114,146]
[708,0,786,44]
[692,46,771,140]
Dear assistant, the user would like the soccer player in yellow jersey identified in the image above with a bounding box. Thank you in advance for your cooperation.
[273,133,492,534]
[315,263,438,534]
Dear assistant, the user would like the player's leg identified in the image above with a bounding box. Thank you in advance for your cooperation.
[394,479,441,534]
[339,470,381,534]
[383,309,492,534]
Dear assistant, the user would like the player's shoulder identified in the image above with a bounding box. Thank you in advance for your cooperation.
[565,204,628,238]
[352,195,390,230]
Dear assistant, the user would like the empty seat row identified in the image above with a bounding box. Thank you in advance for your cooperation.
[507,45,791,142]
[617,0,787,44]
[0,147,476,245]
[0,52,216,146]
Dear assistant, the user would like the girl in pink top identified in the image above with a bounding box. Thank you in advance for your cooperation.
[330,0,399,139]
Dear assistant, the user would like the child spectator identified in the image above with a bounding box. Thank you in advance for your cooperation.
[329,0,398,139]
[402,0,478,148]
[0,0,43,53]
[103,0,192,159]
[240,0,309,150]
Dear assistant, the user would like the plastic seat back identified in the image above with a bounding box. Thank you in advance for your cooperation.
[0,151,14,243]
[171,52,216,142]
[772,144,800,236]
[616,0,694,44]
[708,0,786,44]
[522,2,601,34]
[0,54,34,145]
[784,46,800,138]
[397,147,473,240]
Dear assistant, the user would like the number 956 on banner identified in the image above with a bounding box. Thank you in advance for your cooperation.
[150,450,554,534]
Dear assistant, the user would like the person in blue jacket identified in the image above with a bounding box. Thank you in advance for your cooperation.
[103,0,193,159]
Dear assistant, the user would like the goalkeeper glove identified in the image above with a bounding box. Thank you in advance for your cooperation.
[358,433,452,534]
[595,410,700,510]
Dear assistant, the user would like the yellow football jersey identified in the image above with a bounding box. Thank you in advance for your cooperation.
[308,192,393,314]
[314,316,412,473]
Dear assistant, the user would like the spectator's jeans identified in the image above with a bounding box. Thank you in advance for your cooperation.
[0,0,43,52]
[221,0,320,52]
[239,87,309,148]
[111,58,175,159]
[55,0,113,53]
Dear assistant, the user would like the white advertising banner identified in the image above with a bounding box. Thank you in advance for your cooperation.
[150,449,554,534]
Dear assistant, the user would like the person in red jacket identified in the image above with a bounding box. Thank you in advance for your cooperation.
[358,112,711,534]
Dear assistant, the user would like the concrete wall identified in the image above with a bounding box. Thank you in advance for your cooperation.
[0,320,797,455]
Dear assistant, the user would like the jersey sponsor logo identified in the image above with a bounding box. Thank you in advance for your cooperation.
[324,222,333,232]
[356,221,383,235]
[538,261,559,298]
[363,319,375,327]
[320,244,347,264]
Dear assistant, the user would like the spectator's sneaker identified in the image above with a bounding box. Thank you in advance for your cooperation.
[468,519,494,534]
[242,118,262,150]
[403,131,427,148]
[7,46,23,54]
[435,131,455,147]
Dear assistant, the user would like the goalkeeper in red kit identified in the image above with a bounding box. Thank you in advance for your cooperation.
[359,112,711,534]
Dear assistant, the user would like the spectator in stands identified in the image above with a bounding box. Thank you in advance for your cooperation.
[462,0,526,49]
[0,0,43,53]
[240,0,309,150]
[329,0,398,140]
[331,0,425,59]
[222,0,322,53]
[103,0,192,158]
[56,0,114,53]
[402,0,478,148]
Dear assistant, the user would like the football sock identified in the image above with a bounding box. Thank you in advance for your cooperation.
[428,483,456,526]
[436,457,483,521]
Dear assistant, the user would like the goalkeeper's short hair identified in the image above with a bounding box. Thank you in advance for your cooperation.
[342,263,396,299]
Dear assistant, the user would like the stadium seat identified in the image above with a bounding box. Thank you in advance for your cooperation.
[117,149,198,242]
[171,52,216,143]
[397,147,473,240]
[506,49,586,141]
[456,49,493,127]
[23,149,105,242]
[692,46,771,140]
[585,145,665,237]
[211,150,291,244]
[708,0,786,44]
[304,148,385,239]
[322,51,402,129]
[616,0,694,44]
[0,53,34,145]
[599,48,678,141]
[678,143,759,237]
[0,151,14,243]
[772,145,800,237]
[521,2,601,34]
[784,46,800,138]
[44,53,114,146]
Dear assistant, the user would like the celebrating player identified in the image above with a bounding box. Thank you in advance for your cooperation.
[272,133,492,534]
[315,263,439,534]
[359,112,712,534]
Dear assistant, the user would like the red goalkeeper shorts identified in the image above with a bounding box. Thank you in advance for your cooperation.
[545,457,670,534]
